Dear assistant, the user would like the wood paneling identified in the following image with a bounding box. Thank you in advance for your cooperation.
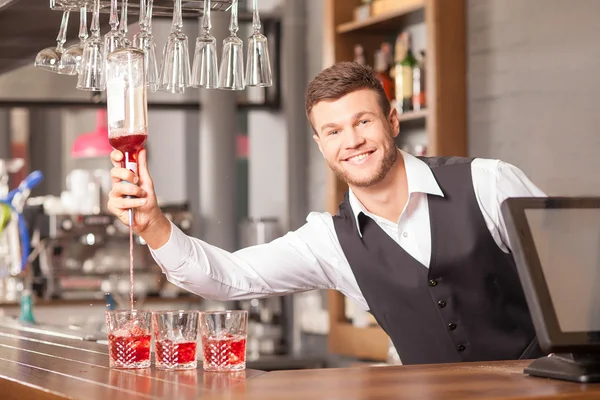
[425,0,467,157]
[3,325,600,399]
[0,325,264,400]
[217,360,600,400]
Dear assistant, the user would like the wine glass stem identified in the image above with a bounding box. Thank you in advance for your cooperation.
[171,0,183,33]
[119,0,129,34]
[138,0,147,30]
[229,0,238,36]
[146,0,154,33]
[79,5,88,42]
[56,11,70,52]
[109,0,119,30]
[201,0,211,35]
[91,0,100,37]
[252,0,261,32]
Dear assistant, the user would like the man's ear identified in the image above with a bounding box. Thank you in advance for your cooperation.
[389,107,400,138]
[313,134,325,156]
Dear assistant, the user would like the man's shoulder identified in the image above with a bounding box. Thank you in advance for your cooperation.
[470,157,524,179]
[420,155,518,176]
[417,155,474,169]
[301,211,338,232]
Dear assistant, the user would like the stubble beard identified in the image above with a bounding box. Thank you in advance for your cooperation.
[329,137,398,188]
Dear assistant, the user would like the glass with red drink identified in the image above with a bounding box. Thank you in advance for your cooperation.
[105,310,152,369]
[153,310,200,370]
[200,310,248,372]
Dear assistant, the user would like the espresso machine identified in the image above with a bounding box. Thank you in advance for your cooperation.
[28,204,192,301]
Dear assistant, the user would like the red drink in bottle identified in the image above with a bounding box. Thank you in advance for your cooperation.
[108,133,147,168]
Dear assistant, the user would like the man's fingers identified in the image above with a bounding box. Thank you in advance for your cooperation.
[111,182,146,198]
[137,149,154,189]
[110,167,137,185]
[110,150,124,168]
[109,197,147,210]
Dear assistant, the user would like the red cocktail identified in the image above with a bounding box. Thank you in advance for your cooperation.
[108,332,151,366]
[202,334,247,371]
[200,310,248,372]
[105,310,152,369]
[156,340,198,368]
[152,310,200,370]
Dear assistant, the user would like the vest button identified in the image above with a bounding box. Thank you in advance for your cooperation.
[428,279,438,287]
[448,323,457,330]
[457,344,466,352]
[438,300,447,308]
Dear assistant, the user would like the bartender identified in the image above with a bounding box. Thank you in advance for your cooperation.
[108,62,547,365]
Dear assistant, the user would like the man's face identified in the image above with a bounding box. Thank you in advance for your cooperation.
[312,89,400,188]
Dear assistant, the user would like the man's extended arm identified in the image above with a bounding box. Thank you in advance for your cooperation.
[148,213,342,301]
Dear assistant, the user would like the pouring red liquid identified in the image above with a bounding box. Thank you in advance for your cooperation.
[109,134,148,167]
[108,133,147,312]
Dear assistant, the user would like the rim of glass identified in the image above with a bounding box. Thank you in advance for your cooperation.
[200,309,248,315]
[152,309,200,315]
[105,309,152,315]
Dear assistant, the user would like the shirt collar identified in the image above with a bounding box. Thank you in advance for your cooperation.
[348,149,444,236]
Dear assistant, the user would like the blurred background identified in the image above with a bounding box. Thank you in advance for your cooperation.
[0,0,598,370]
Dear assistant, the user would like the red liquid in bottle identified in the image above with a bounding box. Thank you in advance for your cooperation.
[202,335,246,367]
[156,341,198,365]
[108,133,148,167]
[108,333,151,364]
[108,133,147,312]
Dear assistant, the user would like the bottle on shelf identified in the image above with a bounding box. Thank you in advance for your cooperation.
[394,32,417,114]
[374,49,395,103]
[413,50,426,111]
[354,44,366,66]
[381,42,394,77]
[393,33,407,113]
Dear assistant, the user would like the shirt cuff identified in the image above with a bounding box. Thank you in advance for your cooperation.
[149,220,193,271]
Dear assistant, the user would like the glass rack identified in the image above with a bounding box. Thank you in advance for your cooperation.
[49,0,240,17]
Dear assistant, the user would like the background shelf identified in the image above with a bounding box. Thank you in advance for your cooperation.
[336,0,424,34]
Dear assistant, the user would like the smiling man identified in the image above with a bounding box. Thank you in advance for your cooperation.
[108,61,547,365]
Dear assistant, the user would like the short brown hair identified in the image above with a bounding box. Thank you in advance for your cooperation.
[305,61,391,127]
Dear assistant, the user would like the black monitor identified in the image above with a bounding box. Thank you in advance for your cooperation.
[502,197,600,383]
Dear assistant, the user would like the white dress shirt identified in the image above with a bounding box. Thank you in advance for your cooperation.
[150,150,547,311]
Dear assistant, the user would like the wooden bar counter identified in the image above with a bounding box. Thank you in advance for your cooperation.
[1,323,600,400]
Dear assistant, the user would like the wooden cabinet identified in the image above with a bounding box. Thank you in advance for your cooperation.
[323,0,467,361]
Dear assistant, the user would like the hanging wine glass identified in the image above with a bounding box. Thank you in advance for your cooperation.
[133,0,159,91]
[191,0,219,88]
[245,0,272,87]
[119,0,132,47]
[77,0,104,91]
[104,0,126,56]
[159,0,191,93]
[34,11,70,73]
[218,0,244,90]
[60,6,88,76]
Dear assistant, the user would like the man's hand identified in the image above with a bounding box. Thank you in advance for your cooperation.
[107,148,171,249]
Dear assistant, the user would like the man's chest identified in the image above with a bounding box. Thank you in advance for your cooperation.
[365,192,432,268]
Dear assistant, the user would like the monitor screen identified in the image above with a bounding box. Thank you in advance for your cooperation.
[524,208,600,334]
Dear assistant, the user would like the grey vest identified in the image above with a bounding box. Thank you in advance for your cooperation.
[332,156,544,365]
